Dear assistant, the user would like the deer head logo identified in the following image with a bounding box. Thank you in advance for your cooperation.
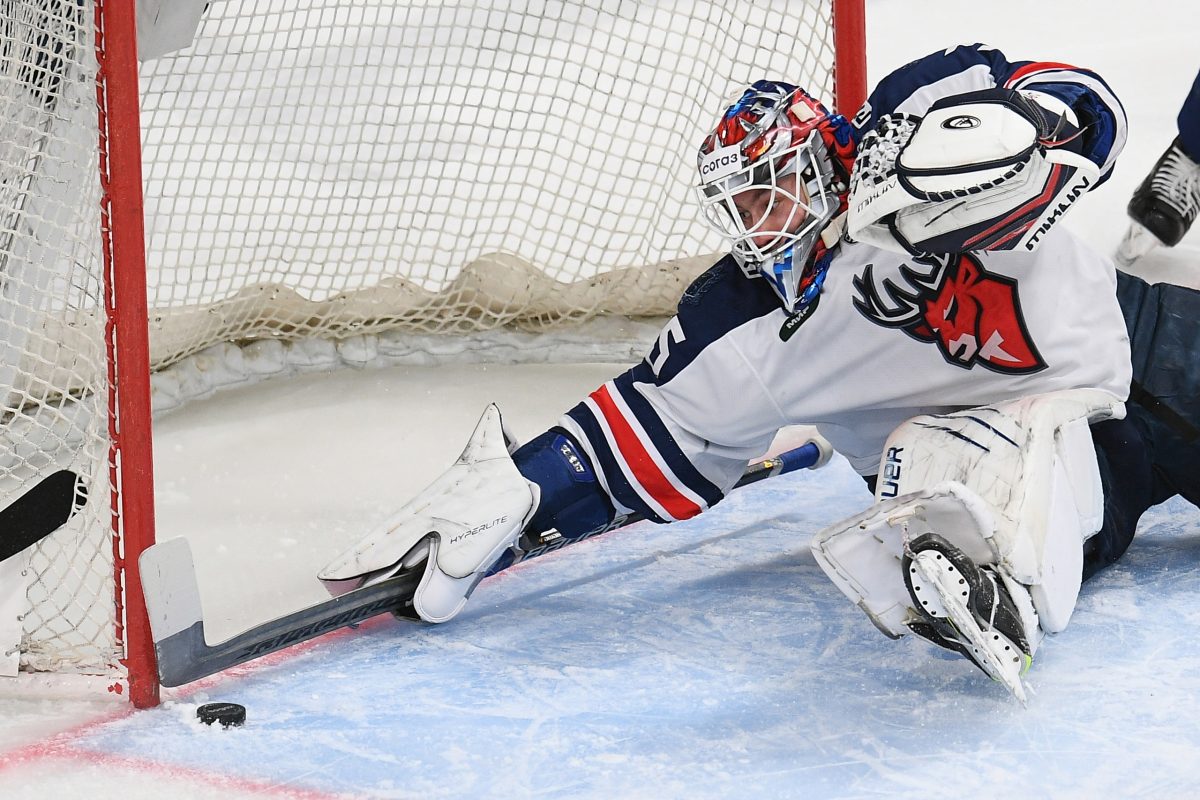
[852,254,1045,374]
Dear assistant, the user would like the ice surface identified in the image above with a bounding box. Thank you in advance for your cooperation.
[5,0,1200,796]
[11,443,1200,798]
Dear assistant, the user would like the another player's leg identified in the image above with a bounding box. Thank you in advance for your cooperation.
[1115,272,1200,515]
[1122,138,1200,249]
[1117,69,1200,264]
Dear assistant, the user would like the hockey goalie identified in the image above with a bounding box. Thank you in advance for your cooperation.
[312,44,1200,701]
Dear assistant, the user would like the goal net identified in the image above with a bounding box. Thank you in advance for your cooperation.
[0,0,864,705]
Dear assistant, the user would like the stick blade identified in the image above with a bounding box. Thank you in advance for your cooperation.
[140,537,213,686]
[140,537,205,644]
[0,470,85,562]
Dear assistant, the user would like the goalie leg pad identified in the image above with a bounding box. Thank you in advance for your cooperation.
[877,389,1121,632]
[318,404,537,623]
[811,481,999,639]
[813,389,1123,692]
[811,482,1041,701]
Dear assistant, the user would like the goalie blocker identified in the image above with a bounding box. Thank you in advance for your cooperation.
[811,388,1125,702]
[318,406,830,626]
[317,405,538,623]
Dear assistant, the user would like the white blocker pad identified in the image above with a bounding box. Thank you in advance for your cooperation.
[814,388,1122,635]
[318,404,536,623]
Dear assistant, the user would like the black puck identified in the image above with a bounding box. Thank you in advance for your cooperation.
[196,702,246,727]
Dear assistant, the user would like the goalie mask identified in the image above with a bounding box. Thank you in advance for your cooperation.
[696,80,855,312]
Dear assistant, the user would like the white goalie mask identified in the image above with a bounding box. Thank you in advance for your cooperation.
[695,81,855,312]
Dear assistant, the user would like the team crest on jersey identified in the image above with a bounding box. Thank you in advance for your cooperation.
[852,253,1046,373]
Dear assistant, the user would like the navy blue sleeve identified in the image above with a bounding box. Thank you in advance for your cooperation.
[558,257,782,525]
[513,428,616,541]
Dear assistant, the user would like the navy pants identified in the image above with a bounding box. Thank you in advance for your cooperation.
[1179,68,1200,160]
[1085,272,1200,579]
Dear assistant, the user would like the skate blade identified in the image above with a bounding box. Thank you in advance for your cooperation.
[911,551,1029,705]
[1114,222,1161,268]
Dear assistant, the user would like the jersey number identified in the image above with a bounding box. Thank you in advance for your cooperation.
[649,317,686,376]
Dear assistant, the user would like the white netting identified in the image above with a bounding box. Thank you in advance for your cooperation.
[2,0,852,678]
[1,0,119,674]
[137,0,842,369]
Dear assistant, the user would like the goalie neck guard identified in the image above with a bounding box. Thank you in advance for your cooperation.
[696,80,856,312]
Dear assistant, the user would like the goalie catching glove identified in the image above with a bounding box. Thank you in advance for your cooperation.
[848,87,1100,255]
[318,405,537,623]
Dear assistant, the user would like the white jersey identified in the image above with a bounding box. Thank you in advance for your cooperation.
[556,43,1132,524]
[559,230,1130,523]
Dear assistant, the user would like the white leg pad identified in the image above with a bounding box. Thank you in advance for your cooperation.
[815,388,1122,639]
[812,481,998,638]
[1029,416,1102,631]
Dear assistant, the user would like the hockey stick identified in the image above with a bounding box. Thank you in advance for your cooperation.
[0,471,86,562]
[141,439,832,687]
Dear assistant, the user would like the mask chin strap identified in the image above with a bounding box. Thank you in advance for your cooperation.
[756,195,844,313]
[765,241,836,313]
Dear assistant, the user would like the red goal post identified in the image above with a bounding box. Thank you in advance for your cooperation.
[4,0,865,708]
[98,0,158,709]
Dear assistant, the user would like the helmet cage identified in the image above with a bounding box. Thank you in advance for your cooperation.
[697,127,841,310]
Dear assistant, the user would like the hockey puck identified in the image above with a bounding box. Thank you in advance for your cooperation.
[196,702,246,728]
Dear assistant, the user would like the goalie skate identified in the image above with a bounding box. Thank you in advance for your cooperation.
[903,533,1033,703]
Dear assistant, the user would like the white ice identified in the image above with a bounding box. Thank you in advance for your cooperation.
[4,0,1200,797]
